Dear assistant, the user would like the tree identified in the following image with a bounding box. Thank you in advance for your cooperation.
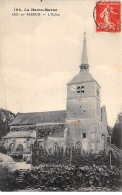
[0,108,15,140]
[0,145,7,154]
[107,125,112,135]
[111,113,122,149]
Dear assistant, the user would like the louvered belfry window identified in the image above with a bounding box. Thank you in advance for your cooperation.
[77,86,84,94]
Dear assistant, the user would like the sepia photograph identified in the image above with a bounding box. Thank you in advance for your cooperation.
[0,0,121,192]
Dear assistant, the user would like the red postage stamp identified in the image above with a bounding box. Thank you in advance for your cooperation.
[95,1,121,32]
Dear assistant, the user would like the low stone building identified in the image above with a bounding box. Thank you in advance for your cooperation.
[3,126,36,160]
[3,111,67,160]
[2,33,108,159]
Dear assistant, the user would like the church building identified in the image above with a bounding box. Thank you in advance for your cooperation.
[3,33,108,160]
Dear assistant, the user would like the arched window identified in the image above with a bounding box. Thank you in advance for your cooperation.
[75,142,81,153]
[8,143,14,151]
[16,144,24,152]
[54,142,58,153]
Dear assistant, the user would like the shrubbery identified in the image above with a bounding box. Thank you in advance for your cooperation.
[0,163,120,191]
[0,166,18,191]
[32,143,121,168]
[29,143,121,191]
[0,146,7,154]
[0,142,120,191]
[22,165,121,191]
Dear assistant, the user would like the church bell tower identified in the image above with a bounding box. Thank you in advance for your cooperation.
[66,33,103,153]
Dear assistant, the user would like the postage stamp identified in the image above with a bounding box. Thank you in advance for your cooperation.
[94,1,121,32]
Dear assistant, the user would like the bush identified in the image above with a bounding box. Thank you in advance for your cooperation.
[0,166,17,191]
[32,145,121,168]
[23,165,121,191]
[0,146,7,154]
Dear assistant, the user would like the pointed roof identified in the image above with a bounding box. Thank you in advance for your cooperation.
[68,32,100,86]
[68,71,94,85]
[81,32,88,65]
[80,32,89,72]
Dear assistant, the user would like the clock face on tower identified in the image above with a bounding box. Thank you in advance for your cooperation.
[70,85,77,91]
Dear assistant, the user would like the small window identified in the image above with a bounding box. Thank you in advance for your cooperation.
[54,142,58,153]
[97,88,99,97]
[83,133,86,138]
[77,86,84,94]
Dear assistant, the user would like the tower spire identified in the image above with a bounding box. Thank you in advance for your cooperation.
[79,32,89,72]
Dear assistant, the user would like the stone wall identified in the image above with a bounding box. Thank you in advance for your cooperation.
[45,137,65,153]
[67,97,97,119]
[37,128,68,153]
[4,137,35,154]
[66,118,102,153]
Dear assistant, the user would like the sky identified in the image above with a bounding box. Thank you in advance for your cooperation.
[0,0,122,127]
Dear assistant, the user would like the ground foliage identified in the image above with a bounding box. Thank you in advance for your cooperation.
[21,164,121,191]
[0,166,18,191]
[32,142,121,168]
[0,163,121,191]
[0,146,7,154]
[25,143,122,191]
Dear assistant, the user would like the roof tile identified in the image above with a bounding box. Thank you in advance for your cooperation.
[10,110,66,125]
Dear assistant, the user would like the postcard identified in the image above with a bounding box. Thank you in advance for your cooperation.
[0,0,121,192]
